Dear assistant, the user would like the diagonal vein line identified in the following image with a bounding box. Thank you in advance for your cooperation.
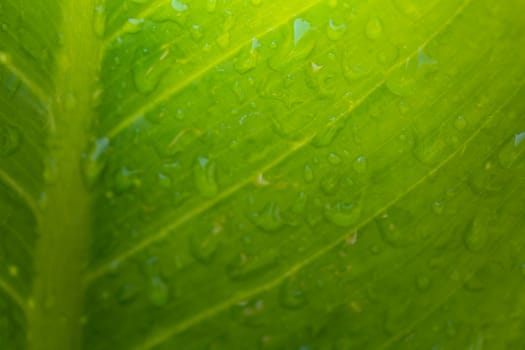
[87,0,474,283]
[105,0,324,139]
[133,78,525,350]
[0,168,40,217]
[0,278,27,314]
[0,52,50,104]
[105,0,169,45]
[377,191,520,350]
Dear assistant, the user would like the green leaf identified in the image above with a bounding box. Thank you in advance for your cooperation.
[1,0,525,349]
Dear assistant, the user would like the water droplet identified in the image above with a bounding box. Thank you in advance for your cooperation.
[413,132,447,164]
[326,18,346,41]
[454,115,467,130]
[291,192,308,215]
[324,201,361,227]
[353,156,368,173]
[375,207,414,246]
[328,152,342,165]
[468,160,506,197]
[43,157,58,184]
[171,0,188,11]
[0,122,21,156]
[149,276,169,306]
[498,131,525,169]
[165,128,203,156]
[294,18,312,46]
[193,157,218,198]
[393,0,423,19]
[190,223,222,263]
[304,164,314,183]
[251,202,285,232]
[114,166,141,193]
[226,252,276,281]
[234,38,261,74]
[464,217,488,252]
[432,200,444,215]
[366,17,383,40]
[133,47,170,94]
[320,175,339,195]
[231,299,266,326]
[117,284,138,304]
[279,277,307,309]
[311,116,346,147]
[82,137,109,186]
[123,18,144,35]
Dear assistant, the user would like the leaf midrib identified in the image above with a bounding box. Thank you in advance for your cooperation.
[26,0,102,349]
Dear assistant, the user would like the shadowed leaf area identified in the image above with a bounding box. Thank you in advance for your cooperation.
[1,0,525,349]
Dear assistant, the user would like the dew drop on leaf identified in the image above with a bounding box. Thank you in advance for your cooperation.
[231,299,266,326]
[320,175,339,195]
[149,276,169,307]
[82,137,109,186]
[311,117,345,147]
[294,18,312,46]
[251,202,285,232]
[498,131,525,169]
[304,164,314,183]
[279,277,307,309]
[0,121,21,157]
[326,18,346,41]
[171,0,188,12]
[375,207,414,246]
[328,152,342,165]
[324,201,361,227]
[454,115,467,130]
[226,252,276,281]
[190,224,222,263]
[193,157,218,198]
[353,155,368,173]
[464,217,489,252]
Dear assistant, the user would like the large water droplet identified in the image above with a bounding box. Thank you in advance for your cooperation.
[0,121,21,156]
[193,157,218,198]
[171,0,188,11]
[294,18,312,46]
[324,201,361,227]
[311,116,346,147]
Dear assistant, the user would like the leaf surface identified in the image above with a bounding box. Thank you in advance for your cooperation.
[1,0,525,349]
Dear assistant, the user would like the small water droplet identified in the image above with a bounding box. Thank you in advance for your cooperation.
[432,200,444,215]
[328,152,342,165]
[117,284,138,304]
[320,175,339,195]
[454,115,467,130]
[353,156,368,173]
[366,17,383,40]
[113,166,141,193]
[149,276,169,306]
[231,299,266,326]
[326,18,346,41]
[226,252,276,281]
[464,217,488,252]
[82,137,109,186]
[171,0,188,11]
[324,201,361,227]
[291,192,308,215]
[311,117,346,147]
[375,207,414,246]
[190,223,222,263]
[133,47,169,94]
[0,122,21,157]
[279,277,307,309]
[498,131,525,169]
[304,164,314,183]
[193,157,218,198]
[251,202,285,232]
